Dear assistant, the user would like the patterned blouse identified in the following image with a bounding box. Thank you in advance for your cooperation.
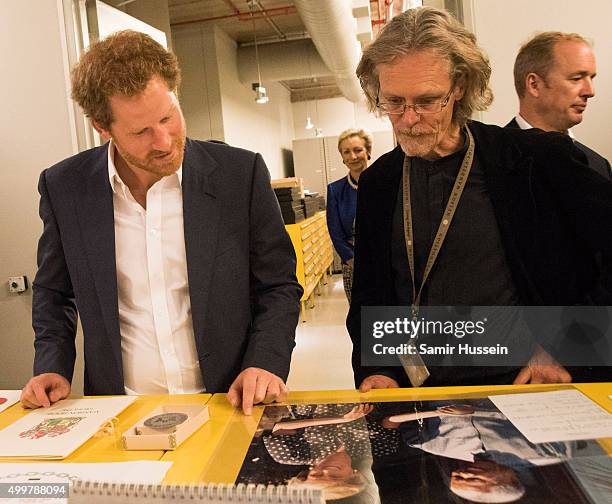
[263,403,400,466]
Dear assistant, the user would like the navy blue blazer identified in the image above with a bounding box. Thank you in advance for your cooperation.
[32,139,302,395]
[326,175,358,263]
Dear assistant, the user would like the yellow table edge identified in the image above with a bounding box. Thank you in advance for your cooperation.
[162,383,611,484]
[0,394,211,464]
[1,386,609,483]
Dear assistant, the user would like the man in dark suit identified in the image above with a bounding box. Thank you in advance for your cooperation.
[20,31,302,415]
[507,31,611,180]
[348,7,612,391]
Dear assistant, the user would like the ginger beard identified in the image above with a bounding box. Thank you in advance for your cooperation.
[101,75,188,179]
[113,129,186,178]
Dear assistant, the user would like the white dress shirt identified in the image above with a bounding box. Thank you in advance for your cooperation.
[514,114,575,139]
[410,408,572,466]
[108,142,204,395]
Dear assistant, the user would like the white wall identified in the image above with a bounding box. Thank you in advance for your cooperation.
[0,0,81,390]
[121,0,173,50]
[173,25,295,179]
[96,0,167,47]
[292,97,392,140]
[214,27,295,179]
[173,23,225,142]
[468,0,612,160]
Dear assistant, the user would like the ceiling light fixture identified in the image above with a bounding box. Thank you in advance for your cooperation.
[303,41,315,131]
[305,115,314,130]
[248,0,268,104]
[252,82,269,104]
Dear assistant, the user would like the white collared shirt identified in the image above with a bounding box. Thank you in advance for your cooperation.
[107,141,204,395]
[515,114,575,139]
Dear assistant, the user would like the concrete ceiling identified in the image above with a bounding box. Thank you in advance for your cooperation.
[106,0,395,101]
[166,0,389,43]
[168,0,307,44]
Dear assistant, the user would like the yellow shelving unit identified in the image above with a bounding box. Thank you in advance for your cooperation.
[285,211,334,320]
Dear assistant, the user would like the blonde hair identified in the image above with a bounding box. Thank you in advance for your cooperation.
[337,128,373,154]
[356,6,493,126]
[71,30,181,130]
[514,32,591,97]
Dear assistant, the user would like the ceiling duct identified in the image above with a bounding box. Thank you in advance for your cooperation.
[293,0,364,103]
[237,39,330,83]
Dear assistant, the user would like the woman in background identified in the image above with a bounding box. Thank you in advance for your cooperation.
[327,128,373,303]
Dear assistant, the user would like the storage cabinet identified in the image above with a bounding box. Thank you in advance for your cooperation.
[292,130,396,199]
[285,211,333,320]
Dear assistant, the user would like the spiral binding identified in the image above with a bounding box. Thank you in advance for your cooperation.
[70,481,324,503]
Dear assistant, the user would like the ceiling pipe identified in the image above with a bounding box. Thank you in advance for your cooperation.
[373,0,410,25]
[395,0,407,16]
[293,0,364,103]
[169,5,297,27]
[221,0,241,15]
[377,0,385,24]
[250,0,287,40]
[240,31,310,48]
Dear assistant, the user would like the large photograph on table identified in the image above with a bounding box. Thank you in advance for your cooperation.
[235,398,608,503]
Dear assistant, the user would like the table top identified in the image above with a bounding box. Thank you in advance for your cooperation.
[0,393,211,464]
[0,384,610,488]
[161,383,612,483]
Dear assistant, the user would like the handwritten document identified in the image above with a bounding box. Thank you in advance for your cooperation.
[489,389,612,444]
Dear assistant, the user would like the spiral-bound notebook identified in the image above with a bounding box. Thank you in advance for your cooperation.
[68,481,325,503]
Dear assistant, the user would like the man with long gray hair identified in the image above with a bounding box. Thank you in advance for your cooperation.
[347,7,612,390]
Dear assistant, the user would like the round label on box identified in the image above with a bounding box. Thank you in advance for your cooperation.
[143,412,188,430]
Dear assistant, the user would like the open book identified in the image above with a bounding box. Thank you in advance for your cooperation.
[0,396,136,459]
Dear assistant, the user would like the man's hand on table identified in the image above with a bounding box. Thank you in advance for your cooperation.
[359,374,400,392]
[514,345,572,384]
[20,373,71,409]
[228,367,288,415]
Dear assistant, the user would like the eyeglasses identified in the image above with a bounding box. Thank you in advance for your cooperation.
[376,88,454,115]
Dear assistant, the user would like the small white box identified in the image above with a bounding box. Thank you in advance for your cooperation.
[122,404,209,450]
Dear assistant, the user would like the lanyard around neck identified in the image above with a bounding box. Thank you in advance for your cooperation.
[397,126,475,387]
[402,125,475,318]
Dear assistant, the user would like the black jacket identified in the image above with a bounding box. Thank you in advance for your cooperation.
[505,118,611,180]
[347,121,612,387]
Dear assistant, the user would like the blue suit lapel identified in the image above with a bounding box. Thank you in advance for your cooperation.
[182,140,222,358]
[76,144,123,377]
